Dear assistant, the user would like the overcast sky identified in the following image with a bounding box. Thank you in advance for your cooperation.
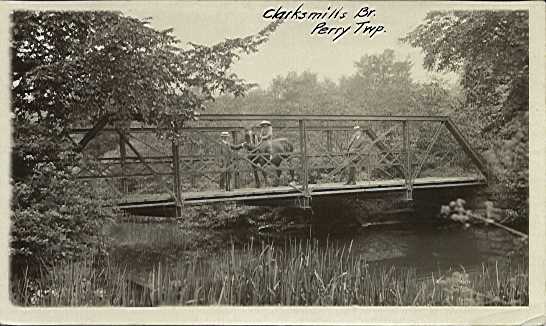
[124,2,459,89]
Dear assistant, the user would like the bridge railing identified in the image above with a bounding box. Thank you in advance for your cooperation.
[71,114,488,204]
[177,115,487,201]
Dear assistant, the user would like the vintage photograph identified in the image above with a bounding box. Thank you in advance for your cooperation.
[8,1,533,311]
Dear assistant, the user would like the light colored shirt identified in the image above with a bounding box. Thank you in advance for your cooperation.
[347,131,363,152]
[260,125,273,141]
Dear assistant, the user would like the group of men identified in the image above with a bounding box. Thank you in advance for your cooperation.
[218,121,366,190]
[219,120,272,191]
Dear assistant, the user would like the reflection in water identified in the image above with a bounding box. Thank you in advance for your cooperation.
[113,214,523,278]
[269,221,521,277]
[336,224,518,274]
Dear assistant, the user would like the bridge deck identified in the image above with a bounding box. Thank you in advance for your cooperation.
[118,176,485,209]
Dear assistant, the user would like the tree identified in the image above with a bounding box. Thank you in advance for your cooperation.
[210,49,458,118]
[11,11,280,269]
[269,71,346,114]
[402,10,529,217]
[209,89,277,115]
[210,71,349,115]
[12,11,280,142]
[340,49,417,115]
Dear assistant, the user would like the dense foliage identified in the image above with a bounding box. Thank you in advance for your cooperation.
[12,11,280,137]
[11,164,113,269]
[11,11,279,269]
[209,49,458,116]
[402,10,529,218]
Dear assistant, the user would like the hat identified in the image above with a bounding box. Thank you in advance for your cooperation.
[353,125,361,130]
[258,120,272,126]
[220,132,230,137]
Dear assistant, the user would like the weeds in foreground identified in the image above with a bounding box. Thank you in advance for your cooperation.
[11,239,528,306]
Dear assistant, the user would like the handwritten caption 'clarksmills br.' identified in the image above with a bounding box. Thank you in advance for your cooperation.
[262,4,386,42]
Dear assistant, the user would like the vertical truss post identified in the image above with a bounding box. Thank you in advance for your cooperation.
[119,131,128,194]
[299,119,310,208]
[172,139,181,214]
[189,141,196,188]
[326,129,334,181]
[368,151,374,178]
[326,129,333,153]
[403,120,413,201]
[231,130,240,189]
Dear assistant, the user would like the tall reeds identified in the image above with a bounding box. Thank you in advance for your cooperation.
[11,239,528,306]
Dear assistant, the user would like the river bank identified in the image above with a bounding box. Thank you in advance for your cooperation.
[11,199,528,306]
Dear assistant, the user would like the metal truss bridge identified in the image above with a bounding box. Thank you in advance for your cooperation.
[71,114,488,212]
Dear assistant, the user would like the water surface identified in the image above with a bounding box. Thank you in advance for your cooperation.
[111,213,525,277]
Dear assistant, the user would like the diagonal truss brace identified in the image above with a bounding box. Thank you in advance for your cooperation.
[319,125,398,183]
[364,129,404,176]
[411,121,444,182]
[116,129,176,198]
[445,118,489,180]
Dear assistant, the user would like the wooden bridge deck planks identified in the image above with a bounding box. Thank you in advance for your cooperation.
[117,176,485,209]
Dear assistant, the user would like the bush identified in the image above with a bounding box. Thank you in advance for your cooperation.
[483,114,528,220]
[11,160,115,273]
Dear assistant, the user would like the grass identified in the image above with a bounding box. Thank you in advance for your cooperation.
[11,238,528,306]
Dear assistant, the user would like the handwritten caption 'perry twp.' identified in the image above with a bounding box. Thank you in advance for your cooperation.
[262,4,386,42]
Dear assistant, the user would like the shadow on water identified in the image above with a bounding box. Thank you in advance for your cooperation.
[108,188,527,283]
[109,204,524,279]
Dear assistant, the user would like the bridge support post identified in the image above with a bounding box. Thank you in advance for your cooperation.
[326,129,333,153]
[231,130,240,189]
[403,120,413,201]
[119,131,128,194]
[172,140,182,217]
[299,120,311,208]
[190,142,196,188]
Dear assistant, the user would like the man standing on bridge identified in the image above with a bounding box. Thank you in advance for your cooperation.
[257,120,273,161]
[345,125,365,185]
[219,131,245,191]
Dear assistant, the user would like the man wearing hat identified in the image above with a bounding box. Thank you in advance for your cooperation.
[219,131,245,191]
[345,125,365,185]
[257,120,273,160]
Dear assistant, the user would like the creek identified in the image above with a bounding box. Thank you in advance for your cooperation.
[110,207,526,279]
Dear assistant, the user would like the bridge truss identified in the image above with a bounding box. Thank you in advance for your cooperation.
[71,114,488,210]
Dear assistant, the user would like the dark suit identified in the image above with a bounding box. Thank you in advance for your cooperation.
[219,140,244,191]
[346,130,365,184]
